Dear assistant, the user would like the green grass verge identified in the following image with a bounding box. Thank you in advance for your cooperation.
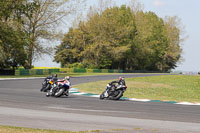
[74,75,200,103]
[0,125,125,133]
[0,125,88,133]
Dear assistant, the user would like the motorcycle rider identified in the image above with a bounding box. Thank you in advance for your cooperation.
[107,77,126,92]
[112,77,126,86]
[52,74,58,82]
[40,74,58,92]
[64,76,70,96]
[47,75,70,97]
[46,74,58,96]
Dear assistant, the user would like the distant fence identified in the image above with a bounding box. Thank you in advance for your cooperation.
[15,69,60,76]
[59,68,123,73]
[59,68,162,73]
[13,68,163,76]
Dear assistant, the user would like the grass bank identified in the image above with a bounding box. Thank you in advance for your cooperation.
[0,125,85,133]
[74,75,200,103]
[0,125,124,133]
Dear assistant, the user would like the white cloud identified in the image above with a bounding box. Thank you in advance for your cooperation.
[153,0,167,7]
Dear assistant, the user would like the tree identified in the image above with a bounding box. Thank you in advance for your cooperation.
[18,0,85,69]
[161,16,183,71]
[133,11,169,71]
[0,0,29,69]
[55,4,183,71]
[0,22,28,69]
[55,5,136,69]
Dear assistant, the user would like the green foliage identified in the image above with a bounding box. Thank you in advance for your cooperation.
[133,11,170,71]
[0,22,28,69]
[66,63,84,68]
[55,5,182,72]
[0,0,29,69]
[1,0,83,69]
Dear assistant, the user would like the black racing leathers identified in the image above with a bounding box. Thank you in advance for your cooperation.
[110,80,126,86]
[107,79,126,92]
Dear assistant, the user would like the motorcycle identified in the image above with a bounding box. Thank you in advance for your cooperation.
[40,76,54,92]
[46,79,71,97]
[100,82,127,100]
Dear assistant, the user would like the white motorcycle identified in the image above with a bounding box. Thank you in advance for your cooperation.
[46,78,70,97]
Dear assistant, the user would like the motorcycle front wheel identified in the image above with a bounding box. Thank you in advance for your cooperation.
[54,88,65,97]
[100,91,106,99]
[43,84,51,92]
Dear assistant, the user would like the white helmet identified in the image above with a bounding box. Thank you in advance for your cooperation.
[65,76,70,80]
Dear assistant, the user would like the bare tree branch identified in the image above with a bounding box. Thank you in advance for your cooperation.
[21,0,85,68]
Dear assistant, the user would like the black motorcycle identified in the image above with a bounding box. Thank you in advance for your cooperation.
[100,82,127,100]
[40,76,54,92]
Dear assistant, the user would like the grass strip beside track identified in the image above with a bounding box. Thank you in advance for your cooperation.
[0,125,86,133]
[0,125,126,133]
[74,75,200,103]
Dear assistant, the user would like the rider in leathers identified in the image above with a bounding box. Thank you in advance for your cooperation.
[40,74,58,92]
[49,75,70,96]
[107,77,126,92]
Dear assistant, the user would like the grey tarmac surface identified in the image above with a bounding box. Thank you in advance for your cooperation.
[0,74,200,133]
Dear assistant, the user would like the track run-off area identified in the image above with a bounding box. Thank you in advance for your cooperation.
[0,74,200,133]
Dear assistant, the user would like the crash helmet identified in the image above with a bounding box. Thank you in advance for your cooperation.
[122,77,125,80]
[65,76,70,80]
[119,77,122,80]
[53,74,57,77]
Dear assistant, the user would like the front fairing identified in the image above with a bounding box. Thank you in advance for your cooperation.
[106,84,111,90]
[104,90,109,98]
[48,79,54,85]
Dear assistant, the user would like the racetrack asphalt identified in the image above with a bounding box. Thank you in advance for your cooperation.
[0,74,200,133]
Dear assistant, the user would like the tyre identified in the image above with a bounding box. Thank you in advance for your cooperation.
[40,82,47,92]
[54,88,65,97]
[100,91,106,99]
[112,90,123,100]
[65,90,69,96]
[43,84,50,92]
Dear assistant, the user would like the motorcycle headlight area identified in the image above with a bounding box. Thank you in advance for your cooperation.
[106,84,110,87]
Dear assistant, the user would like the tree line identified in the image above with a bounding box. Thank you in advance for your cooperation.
[54,5,183,72]
[0,0,183,72]
[0,0,83,70]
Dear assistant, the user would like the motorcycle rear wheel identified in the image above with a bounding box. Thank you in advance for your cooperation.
[112,90,123,100]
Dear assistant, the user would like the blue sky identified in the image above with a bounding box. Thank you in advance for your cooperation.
[34,0,200,72]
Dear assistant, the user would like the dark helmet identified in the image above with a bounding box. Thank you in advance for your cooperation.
[53,74,57,77]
